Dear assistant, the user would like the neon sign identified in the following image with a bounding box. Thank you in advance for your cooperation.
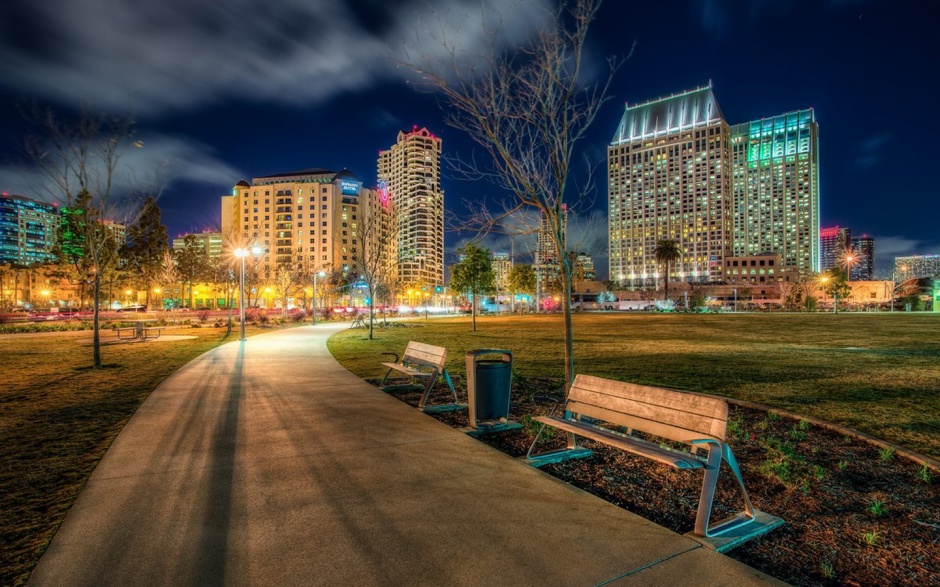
[377,180,390,209]
[341,180,360,196]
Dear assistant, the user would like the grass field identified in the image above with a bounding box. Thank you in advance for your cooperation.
[0,324,275,586]
[328,313,940,460]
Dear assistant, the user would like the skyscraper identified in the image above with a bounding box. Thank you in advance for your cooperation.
[820,226,851,272]
[731,109,819,272]
[851,235,874,280]
[608,84,730,287]
[608,84,820,286]
[894,255,940,280]
[0,193,59,265]
[535,205,567,291]
[172,231,224,260]
[377,127,445,290]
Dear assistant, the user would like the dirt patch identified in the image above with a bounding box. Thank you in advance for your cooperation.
[376,376,940,587]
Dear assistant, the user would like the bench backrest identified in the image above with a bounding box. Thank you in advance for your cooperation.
[567,375,728,444]
[402,341,448,370]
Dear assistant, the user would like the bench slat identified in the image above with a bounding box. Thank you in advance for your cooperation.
[570,375,727,441]
[381,362,433,378]
[568,390,726,442]
[534,415,705,469]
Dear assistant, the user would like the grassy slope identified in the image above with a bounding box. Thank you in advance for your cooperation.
[0,326,258,586]
[329,313,940,459]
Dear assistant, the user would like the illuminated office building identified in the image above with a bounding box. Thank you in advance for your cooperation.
[894,255,940,280]
[608,84,820,286]
[0,193,59,265]
[730,109,819,272]
[535,205,567,290]
[377,127,444,289]
[820,226,851,272]
[221,169,376,281]
[851,235,874,280]
[608,84,730,286]
[172,231,224,259]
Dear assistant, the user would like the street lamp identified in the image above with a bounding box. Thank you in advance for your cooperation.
[820,275,836,313]
[312,270,326,325]
[234,244,263,341]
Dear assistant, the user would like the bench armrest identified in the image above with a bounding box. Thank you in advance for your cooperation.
[381,352,400,363]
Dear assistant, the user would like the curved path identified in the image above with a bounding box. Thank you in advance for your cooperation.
[30,325,783,586]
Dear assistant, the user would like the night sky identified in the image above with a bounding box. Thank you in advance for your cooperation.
[1,0,936,279]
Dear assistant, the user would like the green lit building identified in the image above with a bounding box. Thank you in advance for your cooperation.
[730,110,819,272]
[0,193,59,265]
[608,84,820,287]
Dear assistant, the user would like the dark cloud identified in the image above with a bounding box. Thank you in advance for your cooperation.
[0,0,549,114]
[855,132,890,168]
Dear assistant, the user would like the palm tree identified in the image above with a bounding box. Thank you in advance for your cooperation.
[653,239,681,303]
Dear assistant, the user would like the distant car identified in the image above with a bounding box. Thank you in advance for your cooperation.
[118,304,148,312]
[12,308,33,314]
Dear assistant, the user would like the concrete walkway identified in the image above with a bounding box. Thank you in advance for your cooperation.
[30,325,784,586]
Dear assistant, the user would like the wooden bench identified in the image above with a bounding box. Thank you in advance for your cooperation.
[141,326,165,340]
[381,341,460,412]
[526,374,782,550]
[113,326,138,340]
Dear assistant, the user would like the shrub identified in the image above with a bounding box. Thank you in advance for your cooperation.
[197,309,211,323]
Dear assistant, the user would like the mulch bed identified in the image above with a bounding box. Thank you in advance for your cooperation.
[374,375,940,587]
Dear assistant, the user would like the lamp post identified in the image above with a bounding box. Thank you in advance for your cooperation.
[312,270,326,325]
[234,244,262,341]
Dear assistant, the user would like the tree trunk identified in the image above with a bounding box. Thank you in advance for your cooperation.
[664,261,670,302]
[368,293,375,340]
[92,274,102,369]
[561,258,574,394]
[471,289,477,332]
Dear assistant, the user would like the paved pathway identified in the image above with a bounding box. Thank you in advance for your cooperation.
[30,325,784,586]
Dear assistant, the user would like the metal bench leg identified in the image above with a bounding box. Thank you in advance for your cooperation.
[417,368,441,410]
[693,440,758,538]
[524,406,593,466]
[441,369,458,404]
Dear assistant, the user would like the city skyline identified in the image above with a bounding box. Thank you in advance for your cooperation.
[1,0,937,278]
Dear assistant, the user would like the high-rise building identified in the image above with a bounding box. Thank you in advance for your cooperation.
[851,235,874,280]
[895,255,940,280]
[608,84,820,287]
[172,231,224,259]
[491,251,512,293]
[820,226,851,272]
[221,168,375,280]
[377,127,444,290]
[608,84,731,286]
[574,252,596,282]
[0,193,59,265]
[535,205,567,290]
[730,109,819,272]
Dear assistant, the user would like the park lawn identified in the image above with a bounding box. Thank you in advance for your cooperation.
[0,324,272,587]
[328,313,940,460]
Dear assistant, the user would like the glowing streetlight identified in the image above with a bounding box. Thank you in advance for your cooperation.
[312,270,326,325]
[234,244,263,341]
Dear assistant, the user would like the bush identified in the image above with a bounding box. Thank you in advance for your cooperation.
[196,309,211,323]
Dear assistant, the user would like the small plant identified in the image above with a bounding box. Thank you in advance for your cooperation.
[868,500,886,517]
[727,416,744,438]
[813,465,826,481]
[789,424,807,441]
[837,460,849,471]
[197,309,211,323]
[768,412,781,422]
[862,531,879,546]
[878,446,895,462]
[820,562,836,580]
[917,462,932,484]
[798,418,810,431]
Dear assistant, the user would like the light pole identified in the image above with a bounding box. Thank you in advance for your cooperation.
[312,270,326,325]
[234,245,262,341]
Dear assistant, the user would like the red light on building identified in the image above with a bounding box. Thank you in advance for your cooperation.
[820,227,840,238]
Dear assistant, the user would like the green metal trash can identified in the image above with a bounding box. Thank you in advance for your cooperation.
[465,349,513,429]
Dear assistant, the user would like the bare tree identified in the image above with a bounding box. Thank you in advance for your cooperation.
[273,256,306,312]
[355,188,397,339]
[24,107,146,368]
[406,0,620,390]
